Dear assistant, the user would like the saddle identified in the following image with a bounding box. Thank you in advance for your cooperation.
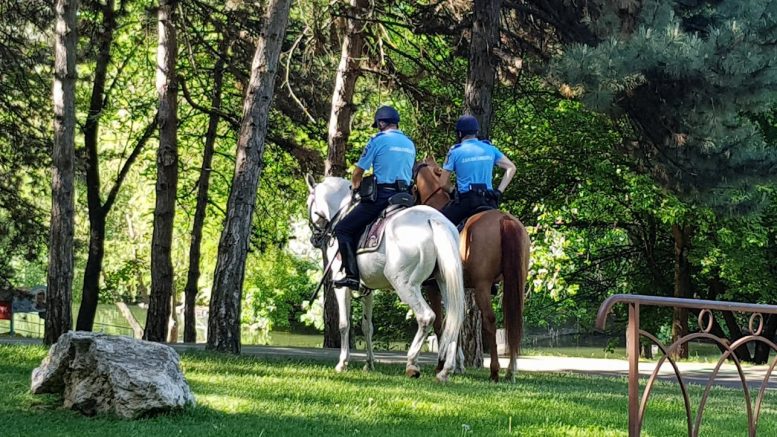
[357,193,414,254]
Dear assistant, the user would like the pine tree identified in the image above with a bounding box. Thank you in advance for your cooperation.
[553,0,777,358]
[553,0,777,207]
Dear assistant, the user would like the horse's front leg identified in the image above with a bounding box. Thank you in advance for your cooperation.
[335,285,352,372]
[361,291,375,371]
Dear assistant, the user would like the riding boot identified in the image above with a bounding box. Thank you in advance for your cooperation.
[334,243,360,290]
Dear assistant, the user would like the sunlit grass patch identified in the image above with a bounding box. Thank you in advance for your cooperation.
[1,344,774,436]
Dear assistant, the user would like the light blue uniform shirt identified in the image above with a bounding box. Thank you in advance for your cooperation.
[443,139,505,193]
[356,130,416,184]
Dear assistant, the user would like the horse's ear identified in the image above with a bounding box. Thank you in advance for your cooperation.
[305,173,317,192]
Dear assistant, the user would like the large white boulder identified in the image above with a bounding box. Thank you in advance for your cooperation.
[31,331,195,418]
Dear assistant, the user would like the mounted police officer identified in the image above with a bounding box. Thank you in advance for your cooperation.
[440,115,516,227]
[333,105,416,290]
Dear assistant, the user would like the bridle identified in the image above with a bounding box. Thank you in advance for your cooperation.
[307,194,352,249]
[305,190,369,302]
[412,163,446,206]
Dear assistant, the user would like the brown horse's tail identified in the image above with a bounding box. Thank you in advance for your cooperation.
[500,216,526,357]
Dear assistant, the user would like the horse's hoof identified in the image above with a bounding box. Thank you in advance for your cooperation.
[406,366,421,378]
[335,363,348,372]
[490,373,499,383]
[435,360,445,374]
[436,372,449,383]
[505,371,516,383]
[363,362,374,372]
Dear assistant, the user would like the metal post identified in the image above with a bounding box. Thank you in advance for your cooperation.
[628,302,640,436]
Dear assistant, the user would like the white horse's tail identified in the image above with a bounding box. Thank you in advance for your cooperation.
[428,218,465,361]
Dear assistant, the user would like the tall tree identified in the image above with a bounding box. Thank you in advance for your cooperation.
[182,35,229,343]
[671,223,693,358]
[46,0,78,345]
[76,0,158,331]
[145,0,179,342]
[207,0,293,354]
[323,0,370,349]
[325,0,369,176]
[0,2,51,287]
[461,0,502,368]
[464,0,501,140]
[553,0,777,355]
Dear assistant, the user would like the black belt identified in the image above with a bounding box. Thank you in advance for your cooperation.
[377,181,409,191]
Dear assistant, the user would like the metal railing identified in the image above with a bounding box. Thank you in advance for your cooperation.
[1,316,134,339]
[596,294,777,437]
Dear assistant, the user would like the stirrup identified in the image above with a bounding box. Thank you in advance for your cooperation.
[334,277,360,290]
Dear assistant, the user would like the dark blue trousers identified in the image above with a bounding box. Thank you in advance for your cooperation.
[441,191,494,227]
[334,189,395,252]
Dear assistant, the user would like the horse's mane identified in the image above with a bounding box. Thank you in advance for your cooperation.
[319,176,351,192]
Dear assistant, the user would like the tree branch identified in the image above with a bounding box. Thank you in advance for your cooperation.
[103,112,158,213]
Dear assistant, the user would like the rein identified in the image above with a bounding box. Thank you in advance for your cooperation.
[307,195,372,301]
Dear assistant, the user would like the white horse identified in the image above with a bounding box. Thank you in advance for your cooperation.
[305,175,465,381]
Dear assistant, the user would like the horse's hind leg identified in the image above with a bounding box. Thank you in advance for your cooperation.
[361,292,375,371]
[425,281,445,374]
[335,286,352,372]
[474,280,500,382]
[390,278,435,378]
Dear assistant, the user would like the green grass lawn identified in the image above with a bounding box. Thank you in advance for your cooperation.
[2,344,775,436]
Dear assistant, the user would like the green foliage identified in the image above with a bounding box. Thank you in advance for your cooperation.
[242,248,317,338]
[553,0,777,206]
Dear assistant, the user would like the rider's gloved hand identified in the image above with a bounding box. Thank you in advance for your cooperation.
[490,189,502,206]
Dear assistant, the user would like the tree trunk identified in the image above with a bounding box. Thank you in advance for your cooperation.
[323,0,369,348]
[753,315,777,364]
[671,223,693,359]
[46,0,78,345]
[145,0,179,342]
[460,0,501,366]
[325,0,369,177]
[461,289,484,368]
[183,37,228,344]
[78,211,106,331]
[77,0,117,332]
[206,0,292,354]
[464,0,501,140]
[721,310,752,361]
[322,255,341,348]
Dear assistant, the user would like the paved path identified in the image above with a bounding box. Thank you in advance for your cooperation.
[3,338,773,389]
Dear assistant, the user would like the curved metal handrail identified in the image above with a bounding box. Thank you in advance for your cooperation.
[596,294,777,331]
[596,294,777,436]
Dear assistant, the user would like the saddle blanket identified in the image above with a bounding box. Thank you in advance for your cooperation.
[357,205,405,254]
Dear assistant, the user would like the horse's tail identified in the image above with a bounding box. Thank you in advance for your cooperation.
[429,218,465,361]
[501,216,527,358]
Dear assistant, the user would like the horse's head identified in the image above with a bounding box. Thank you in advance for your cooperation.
[413,155,448,208]
[305,174,351,246]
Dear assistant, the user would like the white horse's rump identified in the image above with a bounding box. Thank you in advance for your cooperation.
[306,176,464,381]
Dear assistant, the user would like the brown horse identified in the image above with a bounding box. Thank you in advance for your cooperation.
[413,156,530,382]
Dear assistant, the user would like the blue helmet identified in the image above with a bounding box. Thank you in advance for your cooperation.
[372,105,400,128]
[455,115,480,135]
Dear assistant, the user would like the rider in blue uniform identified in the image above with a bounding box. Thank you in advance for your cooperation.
[333,106,416,290]
[440,115,516,227]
